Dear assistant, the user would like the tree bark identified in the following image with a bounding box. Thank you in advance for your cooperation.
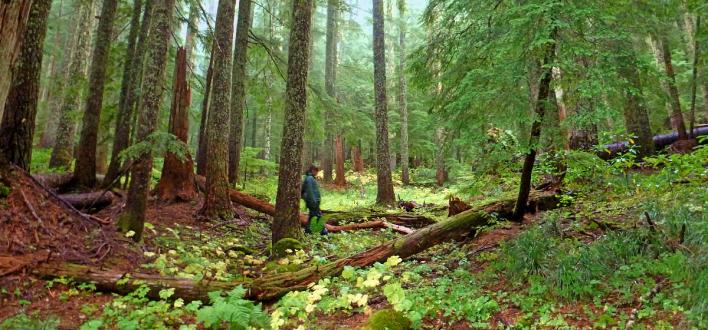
[323,0,340,184]
[128,0,156,148]
[49,0,95,169]
[154,47,196,203]
[512,27,557,220]
[434,127,446,187]
[35,190,559,302]
[657,36,688,140]
[0,0,32,117]
[196,42,214,176]
[352,145,364,172]
[116,0,175,241]
[597,126,708,160]
[272,0,313,243]
[74,0,118,188]
[688,16,700,137]
[0,0,52,171]
[201,0,236,220]
[59,191,113,212]
[228,0,253,184]
[104,0,144,185]
[334,134,346,186]
[397,0,409,185]
[372,0,395,205]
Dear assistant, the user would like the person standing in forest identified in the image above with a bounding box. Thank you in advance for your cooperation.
[301,166,327,235]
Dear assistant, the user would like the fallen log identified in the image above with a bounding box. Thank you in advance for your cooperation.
[32,173,105,191]
[58,191,114,212]
[597,125,708,160]
[194,176,414,234]
[32,190,558,302]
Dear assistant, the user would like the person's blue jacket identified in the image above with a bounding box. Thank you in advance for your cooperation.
[301,172,320,209]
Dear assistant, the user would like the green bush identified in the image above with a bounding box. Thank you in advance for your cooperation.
[363,309,411,330]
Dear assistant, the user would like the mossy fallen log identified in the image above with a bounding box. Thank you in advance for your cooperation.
[31,190,559,302]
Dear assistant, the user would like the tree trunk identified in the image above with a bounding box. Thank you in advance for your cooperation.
[0,0,32,117]
[154,47,196,203]
[49,0,95,169]
[116,0,175,241]
[688,16,700,137]
[104,0,144,185]
[323,0,339,184]
[322,136,333,182]
[35,190,559,302]
[616,43,655,159]
[0,0,52,171]
[202,0,237,220]
[128,0,156,148]
[657,36,688,140]
[38,0,67,148]
[434,127,446,187]
[352,145,364,172]
[372,0,395,205]
[551,67,570,150]
[397,0,409,185]
[334,134,346,186]
[272,0,313,243]
[74,0,118,188]
[196,42,214,176]
[228,0,253,184]
[512,27,557,220]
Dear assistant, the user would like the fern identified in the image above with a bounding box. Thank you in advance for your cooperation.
[118,132,190,163]
[196,286,270,330]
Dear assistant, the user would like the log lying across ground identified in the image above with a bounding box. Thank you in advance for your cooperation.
[597,125,708,160]
[32,173,105,191]
[194,176,416,234]
[59,191,114,212]
[32,190,559,302]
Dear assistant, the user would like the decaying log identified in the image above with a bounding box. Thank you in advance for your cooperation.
[32,173,105,191]
[194,176,415,234]
[448,197,471,217]
[32,172,73,190]
[59,191,113,212]
[33,190,559,302]
[598,125,708,160]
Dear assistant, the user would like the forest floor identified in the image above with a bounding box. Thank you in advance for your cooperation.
[0,149,706,329]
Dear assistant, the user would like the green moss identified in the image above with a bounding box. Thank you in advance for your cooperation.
[0,182,10,198]
[272,238,303,257]
[263,260,302,274]
[363,309,411,330]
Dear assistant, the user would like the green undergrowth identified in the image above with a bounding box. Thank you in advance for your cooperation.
[11,148,706,329]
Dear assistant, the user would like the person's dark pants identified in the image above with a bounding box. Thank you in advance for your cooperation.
[305,205,328,235]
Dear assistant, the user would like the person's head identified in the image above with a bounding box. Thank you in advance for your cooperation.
[307,165,320,176]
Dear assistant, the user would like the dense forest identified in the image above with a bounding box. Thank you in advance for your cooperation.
[0,0,707,328]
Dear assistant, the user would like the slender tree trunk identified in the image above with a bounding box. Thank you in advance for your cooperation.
[617,44,655,158]
[49,0,95,169]
[551,67,570,150]
[434,127,447,187]
[688,16,700,137]
[322,0,339,184]
[657,36,688,139]
[104,0,144,185]
[128,0,155,147]
[116,0,175,241]
[372,0,395,205]
[0,0,32,118]
[38,0,65,148]
[512,27,557,220]
[201,0,236,220]
[250,106,258,148]
[228,0,253,184]
[352,145,364,172]
[397,0,409,185]
[74,0,119,188]
[334,135,346,186]
[155,47,196,202]
[273,0,313,244]
[0,0,52,170]
[196,43,214,176]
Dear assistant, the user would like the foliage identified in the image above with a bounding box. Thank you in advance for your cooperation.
[0,313,59,330]
[196,286,269,330]
[363,309,411,330]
